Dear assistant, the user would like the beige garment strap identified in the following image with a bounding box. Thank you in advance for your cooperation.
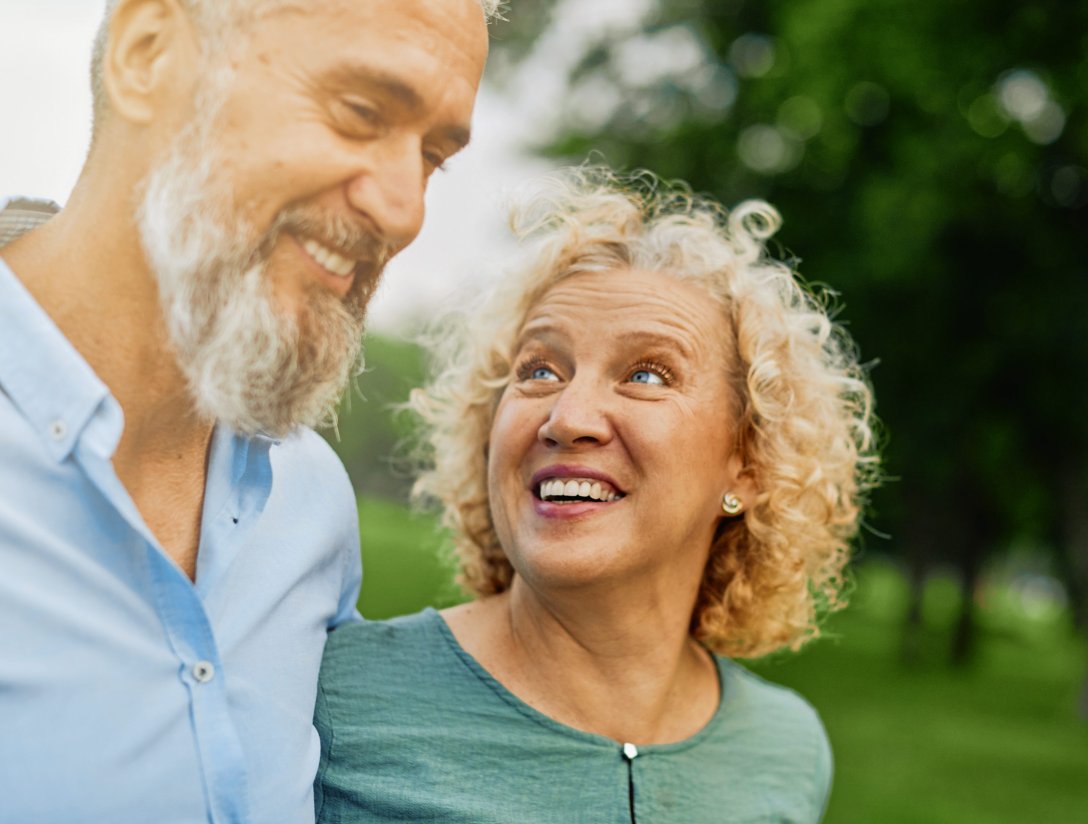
[0,197,60,248]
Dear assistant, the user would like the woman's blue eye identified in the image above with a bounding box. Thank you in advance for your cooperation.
[531,366,559,381]
[630,369,664,385]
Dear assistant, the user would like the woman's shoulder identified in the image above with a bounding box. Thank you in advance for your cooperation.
[318,608,464,708]
[324,607,439,649]
[321,608,443,676]
[716,657,827,732]
[709,657,833,817]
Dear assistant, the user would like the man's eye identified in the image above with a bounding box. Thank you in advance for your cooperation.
[423,150,448,173]
[345,100,381,126]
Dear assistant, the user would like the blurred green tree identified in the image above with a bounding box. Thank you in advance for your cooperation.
[320,334,428,502]
[490,0,1088,691]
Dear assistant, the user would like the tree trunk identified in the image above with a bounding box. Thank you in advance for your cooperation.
[900,487,933,666]
[901,540,927,666]
[950,490,991,668]
[950,537,980,666]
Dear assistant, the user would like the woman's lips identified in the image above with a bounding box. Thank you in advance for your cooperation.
[528,465,627,517]
[537,478,622,503]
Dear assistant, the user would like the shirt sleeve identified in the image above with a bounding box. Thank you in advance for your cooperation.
[331,505,363,627]
[812,713,834,821]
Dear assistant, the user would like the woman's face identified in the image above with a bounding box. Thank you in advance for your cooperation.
[487,267,749,593]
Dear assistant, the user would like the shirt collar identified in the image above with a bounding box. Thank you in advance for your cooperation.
[0,203,116,463]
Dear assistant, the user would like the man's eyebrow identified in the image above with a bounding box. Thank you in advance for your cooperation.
[323,63,422,106]
[437,123,472,152]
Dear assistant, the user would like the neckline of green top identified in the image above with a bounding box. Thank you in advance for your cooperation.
[422,606,741,756]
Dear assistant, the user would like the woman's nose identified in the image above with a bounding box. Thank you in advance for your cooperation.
[537,380,613,448]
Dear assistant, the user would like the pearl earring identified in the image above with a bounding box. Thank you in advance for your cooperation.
[721,492,743,516]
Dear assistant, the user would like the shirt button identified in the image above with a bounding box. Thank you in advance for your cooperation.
[192,661,216,684]
[623,742,639,760]
[49,420,67,441]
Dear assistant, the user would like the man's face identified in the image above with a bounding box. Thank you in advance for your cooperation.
[137,0,488,435]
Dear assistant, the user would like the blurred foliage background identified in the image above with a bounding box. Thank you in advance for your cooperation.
[321,1,1088,820]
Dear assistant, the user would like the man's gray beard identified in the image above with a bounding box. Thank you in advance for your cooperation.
[136,111,385,438]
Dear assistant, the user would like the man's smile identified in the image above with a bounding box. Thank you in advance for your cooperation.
[302,236,357,277]
[293,234,358,297]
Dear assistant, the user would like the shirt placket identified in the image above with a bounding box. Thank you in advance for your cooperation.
[74,420,252,824]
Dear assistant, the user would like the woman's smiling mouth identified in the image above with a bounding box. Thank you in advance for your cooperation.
[530,467,627,511]
[537,478,624,503]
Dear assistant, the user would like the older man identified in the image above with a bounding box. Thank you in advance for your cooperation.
[0,0,492,820]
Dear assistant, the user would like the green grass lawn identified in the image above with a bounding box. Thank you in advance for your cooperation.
[356,497,1088,823]
[356,496,465,619]
[747,566,1088,823]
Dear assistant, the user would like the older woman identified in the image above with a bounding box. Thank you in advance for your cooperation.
[314,168,878,823]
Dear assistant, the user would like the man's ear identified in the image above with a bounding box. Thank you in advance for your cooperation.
[101,0,199,126]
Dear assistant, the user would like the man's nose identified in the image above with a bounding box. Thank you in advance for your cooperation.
[537,378,613,449]
[344,137,427,252]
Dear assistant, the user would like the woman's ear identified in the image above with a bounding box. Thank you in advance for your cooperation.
[101,0,198,126]
[732,465,758,511]
[720,455,759,516]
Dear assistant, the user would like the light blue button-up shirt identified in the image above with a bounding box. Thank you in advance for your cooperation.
[0,199,363,823]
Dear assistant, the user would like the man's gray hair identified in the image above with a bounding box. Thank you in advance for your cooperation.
[89,0,501,128]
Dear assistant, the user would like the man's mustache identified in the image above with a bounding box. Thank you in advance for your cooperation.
[238,205,393,312]
[264,205,391,267]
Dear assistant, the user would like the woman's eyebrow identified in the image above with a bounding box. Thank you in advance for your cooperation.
[515,324,696,361]
[513,326,557,350]
[619,330,698,360]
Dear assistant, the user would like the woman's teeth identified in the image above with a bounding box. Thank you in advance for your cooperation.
[538,478,622,503]
[303,238,355,277]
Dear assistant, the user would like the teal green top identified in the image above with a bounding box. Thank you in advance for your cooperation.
[315,608,832,823]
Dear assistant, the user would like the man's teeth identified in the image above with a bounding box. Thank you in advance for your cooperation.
[302,238,355,277]
[538,478,622,503]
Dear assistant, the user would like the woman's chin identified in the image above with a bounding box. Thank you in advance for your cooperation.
[510,544,645,595]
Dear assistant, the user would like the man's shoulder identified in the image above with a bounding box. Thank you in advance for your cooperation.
[273,426,344,470]
[268,427,354,503]
[258,428,360,562]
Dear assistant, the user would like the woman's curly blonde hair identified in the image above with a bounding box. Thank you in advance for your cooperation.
[410,167,879,659]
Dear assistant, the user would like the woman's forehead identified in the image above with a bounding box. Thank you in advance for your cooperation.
[518,268,728,356]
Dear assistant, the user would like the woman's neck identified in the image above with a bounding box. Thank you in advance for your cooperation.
[442,580,721,746]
